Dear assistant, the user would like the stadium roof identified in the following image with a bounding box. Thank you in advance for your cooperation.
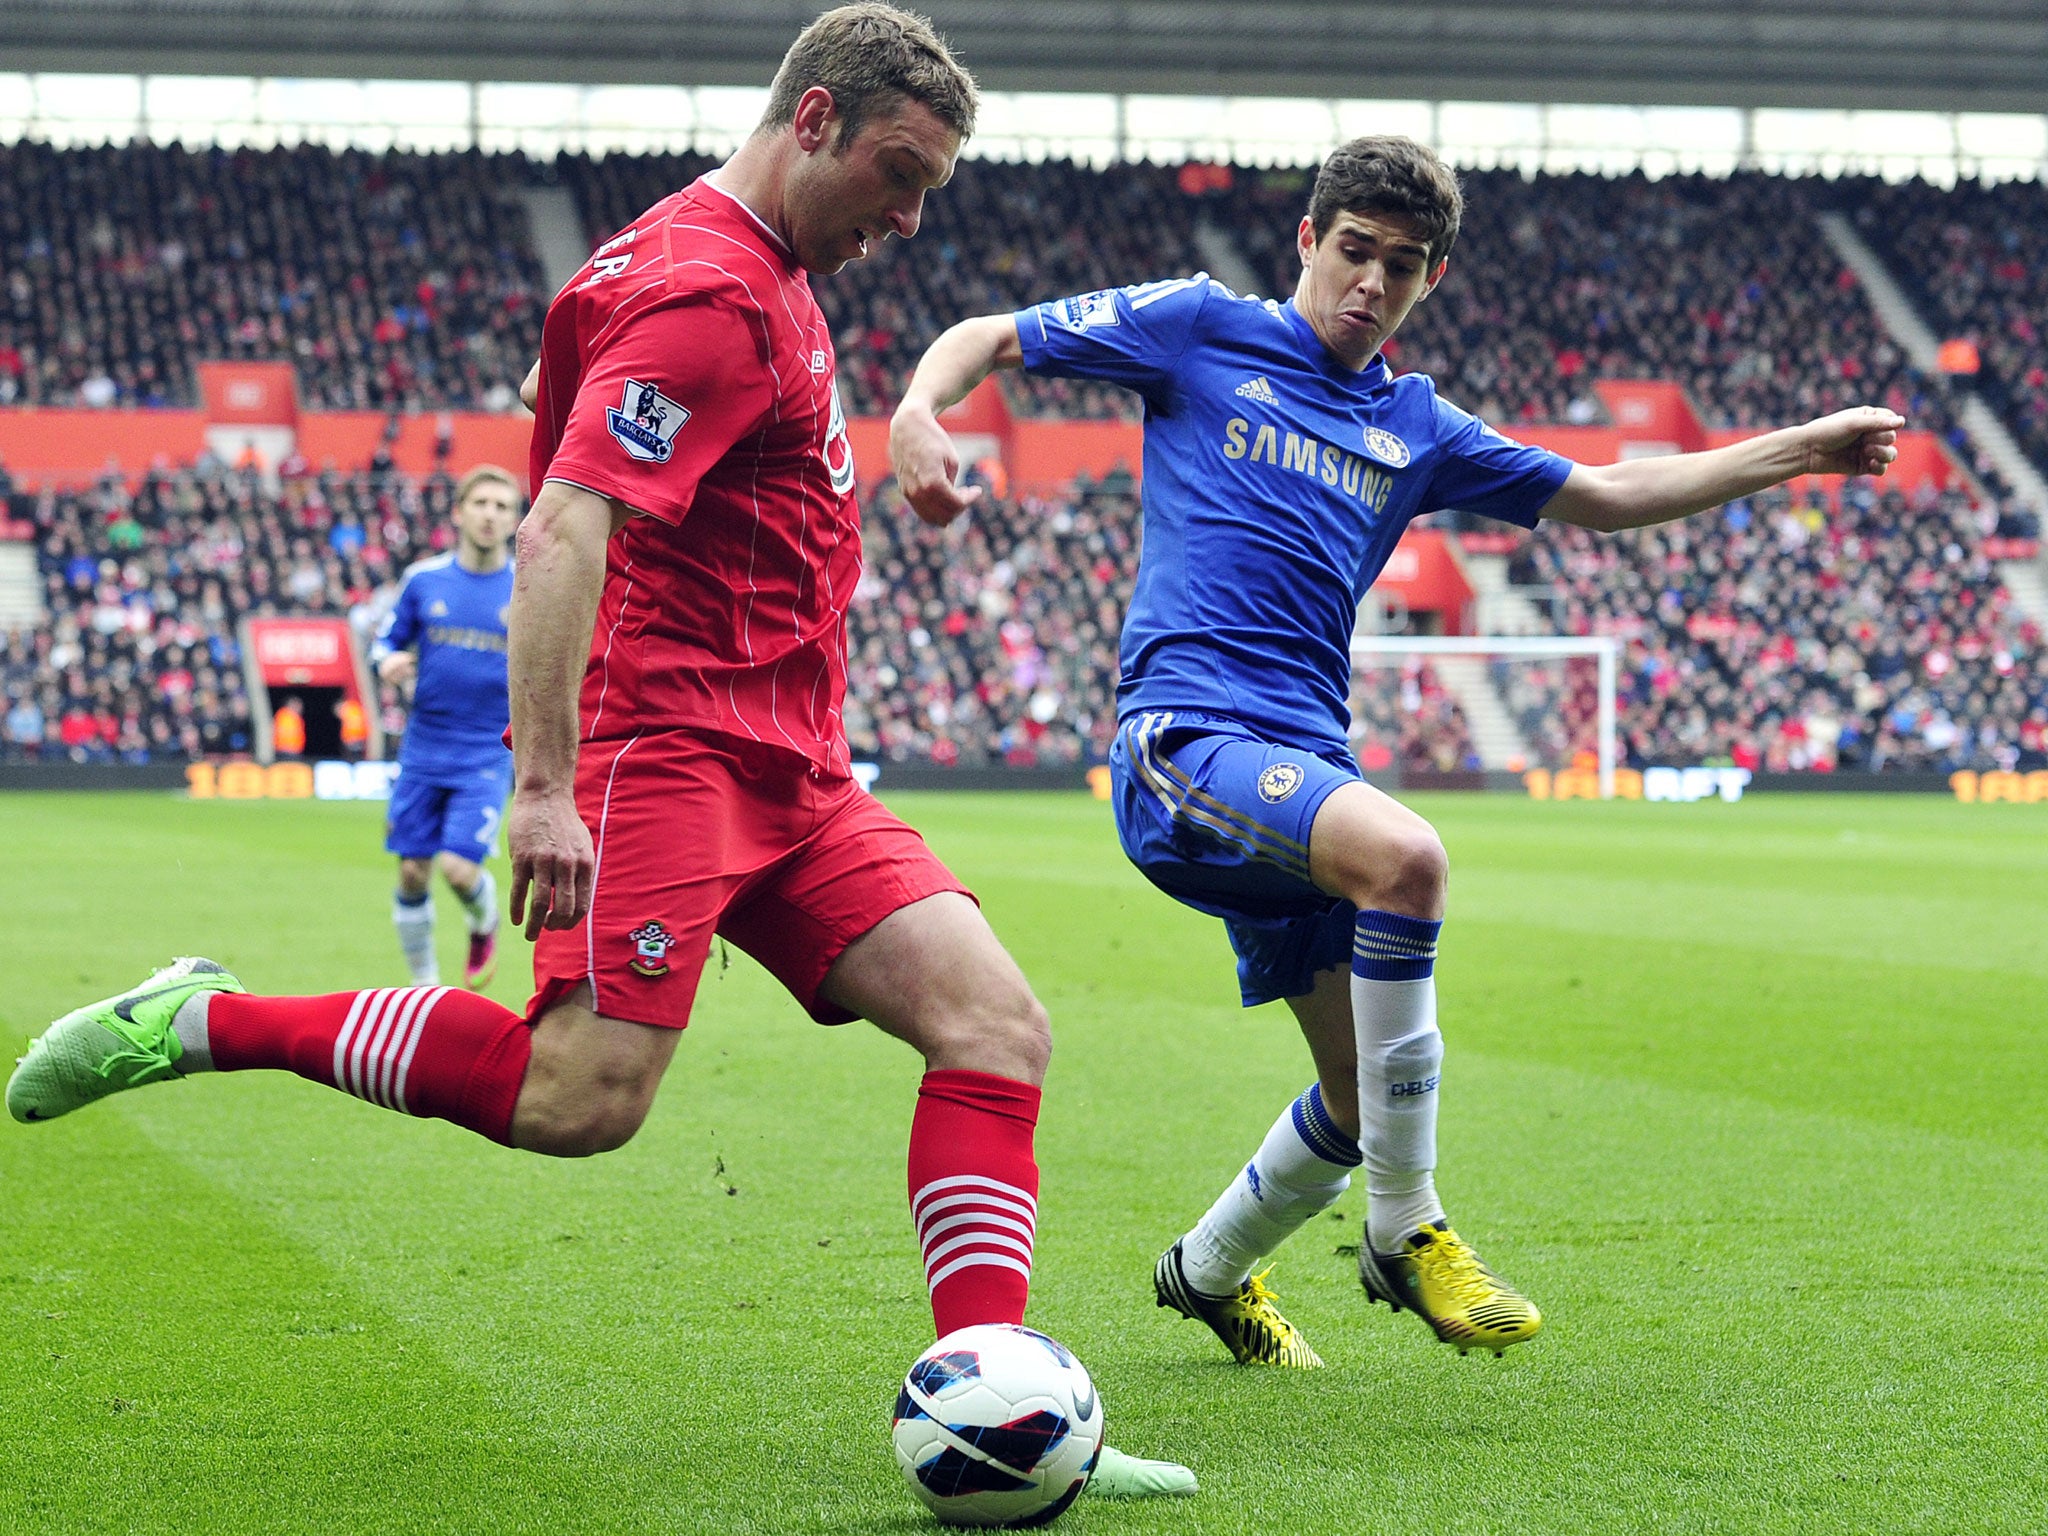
[4,0,2045,114]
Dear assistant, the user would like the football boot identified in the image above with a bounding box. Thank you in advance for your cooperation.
[1154,1239,1323,1367]
[1357,1220,1541,1356]
[7,957,242,1124]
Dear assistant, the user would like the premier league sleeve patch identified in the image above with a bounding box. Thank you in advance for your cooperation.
[606,379,691,463]
[1051,291,1121,333]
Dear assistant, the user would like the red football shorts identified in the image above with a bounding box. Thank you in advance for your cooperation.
[527,730,971,1030]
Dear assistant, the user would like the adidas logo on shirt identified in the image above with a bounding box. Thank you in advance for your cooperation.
[1234,375,1278,405]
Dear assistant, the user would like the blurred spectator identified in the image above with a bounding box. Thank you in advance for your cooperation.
[0,141,545,411]
[564,151,1206,421]
[1504,481,2046,772]
[1852,175,2048,506]
[1220,166,1967,444]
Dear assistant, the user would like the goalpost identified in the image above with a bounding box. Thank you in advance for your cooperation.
[1349,634,1622,798]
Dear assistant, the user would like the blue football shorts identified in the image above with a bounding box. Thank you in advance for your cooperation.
[1110,709,1361,1007]
[384,759,512,862]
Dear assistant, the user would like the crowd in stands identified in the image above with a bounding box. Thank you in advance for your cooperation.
[1216,167,1968,443]
[1506,480,2047,773]
[2,452,464,763]
[0,141,546,412]
[1850,175,2048,484]
[564,151,1205,421]
[3,141,2046,776]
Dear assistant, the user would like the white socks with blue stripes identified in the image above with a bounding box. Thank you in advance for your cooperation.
[454,869,499,936]
[1180,1083,1361,1296]
[393,891,438,986]
[1352,909,1447,1253]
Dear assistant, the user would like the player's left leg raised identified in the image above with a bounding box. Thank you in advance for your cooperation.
[11,962,534,1143]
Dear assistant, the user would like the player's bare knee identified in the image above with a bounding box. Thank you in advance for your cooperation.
[436,852,480,889]
[922,987,1050,1083]
[999,991,1053,1080]
[1371,824,1448,916]
[397,858,433,896]
[525,1094,649,1157]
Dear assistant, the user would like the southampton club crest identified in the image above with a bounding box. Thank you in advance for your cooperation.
[607,379,690,463]
[1258,762,1305,803]
[627,920,678,978]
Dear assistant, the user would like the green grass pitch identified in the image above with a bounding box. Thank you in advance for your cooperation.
[2,789,2043,1534]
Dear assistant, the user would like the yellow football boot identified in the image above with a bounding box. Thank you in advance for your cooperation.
[1357,1221,1541,1356]
[1154,1240,1324,1367]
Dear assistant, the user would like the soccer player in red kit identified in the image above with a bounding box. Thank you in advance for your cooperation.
[7,4,1191,1498]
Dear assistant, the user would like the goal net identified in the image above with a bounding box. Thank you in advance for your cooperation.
[1348,635,1620,796]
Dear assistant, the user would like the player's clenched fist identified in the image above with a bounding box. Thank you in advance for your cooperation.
[509,787,595,940]
[889,402,983,527]
[1800,406,1906,478]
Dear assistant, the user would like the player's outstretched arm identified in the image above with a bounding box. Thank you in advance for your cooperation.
[891,315,1024,527]
[1540,406,1904,533]
[506,479,620,940]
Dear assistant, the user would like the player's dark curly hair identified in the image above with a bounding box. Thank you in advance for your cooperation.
[1308,136,1463,266]
[761,3,978,147]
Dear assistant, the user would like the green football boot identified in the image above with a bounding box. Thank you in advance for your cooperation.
[1085,1444,1198,1500]
[8,957,243,1124]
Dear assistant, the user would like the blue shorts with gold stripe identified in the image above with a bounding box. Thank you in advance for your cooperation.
[1110,709,1360,1007]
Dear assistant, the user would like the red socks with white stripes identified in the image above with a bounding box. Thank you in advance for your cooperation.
[907,1068,1043,1336]
[174,996,1040,1334]
[183,987,533,1145]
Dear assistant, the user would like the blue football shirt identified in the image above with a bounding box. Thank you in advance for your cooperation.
[1015,277,1574,756]
[373,553,514,781]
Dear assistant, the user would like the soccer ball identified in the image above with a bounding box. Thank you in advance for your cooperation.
[891,1324,1105,1527]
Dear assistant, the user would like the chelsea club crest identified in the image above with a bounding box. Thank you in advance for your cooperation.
[1258,763,1305,803]
[1360,425,1411,469]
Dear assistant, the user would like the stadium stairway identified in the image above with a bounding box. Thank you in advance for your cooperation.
[0,541,46,632]
[1815,210,2048,611]
[1192,221,1264,297]
[1998,557,2048,631]
[522,185,596,294]
[1817,211,2048,518]
[1464,551,1554,636]
[1431,652,1533,770]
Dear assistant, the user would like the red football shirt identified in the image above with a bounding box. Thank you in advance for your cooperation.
[530,175,860,775]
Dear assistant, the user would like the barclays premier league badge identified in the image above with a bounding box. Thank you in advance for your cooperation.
[1054,291,1120,333]
[607,379,690,463]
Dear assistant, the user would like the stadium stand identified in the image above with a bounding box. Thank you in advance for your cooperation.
[1506,481,2047,773]
[563,151,1205,421]
[6,454,459,761]
[0,141,546,412]
[1849,175,2048,489]
[1215,166,1971,441]
[2,146,2044,775]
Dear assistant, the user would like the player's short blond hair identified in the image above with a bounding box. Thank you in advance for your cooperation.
[454,464,521,509]
[760,3,978,146]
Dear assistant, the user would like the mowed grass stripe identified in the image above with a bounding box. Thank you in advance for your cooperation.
[2,790,2043,1534]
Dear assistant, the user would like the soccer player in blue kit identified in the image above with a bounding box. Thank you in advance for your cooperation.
[891,136,1902,1364]
[373,465,522,990]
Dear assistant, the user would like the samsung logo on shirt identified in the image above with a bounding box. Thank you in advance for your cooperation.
[1221,417,1396,514]
[426,624,508,655]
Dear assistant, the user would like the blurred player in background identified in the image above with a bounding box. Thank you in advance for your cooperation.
[893,134,1902,1367]
[9,2,1189,1497]
[371,464,521,988]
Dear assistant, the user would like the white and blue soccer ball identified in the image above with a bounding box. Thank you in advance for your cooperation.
[891,1324,1105,1528]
